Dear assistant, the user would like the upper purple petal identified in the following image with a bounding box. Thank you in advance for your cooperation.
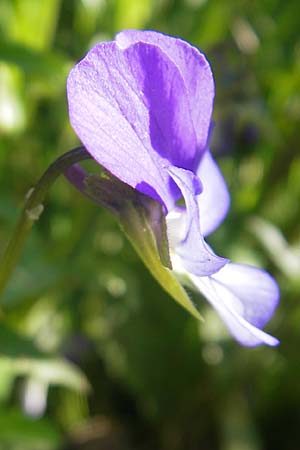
[190,263,279,346]
[67,39,200,209]
[116,30,214,165]
[196,150,230,237]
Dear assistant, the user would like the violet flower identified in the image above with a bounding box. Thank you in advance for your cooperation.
[67,30,279,346]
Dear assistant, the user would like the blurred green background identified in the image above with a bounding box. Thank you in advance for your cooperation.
[0,0,299,449]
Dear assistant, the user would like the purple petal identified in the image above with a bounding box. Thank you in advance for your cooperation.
[116,30,214,162]
[67,40,198,209]
[168,166,228,276]
[197,150,230,237]
[190,263,279,346]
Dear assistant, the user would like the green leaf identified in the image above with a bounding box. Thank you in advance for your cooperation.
[85,173,203,321]
[0,408,62,449]
[0,325,90,392]
[8,0,61,51]
[10,357,90,392]
[114,0,152,30]
[0,41,71,88]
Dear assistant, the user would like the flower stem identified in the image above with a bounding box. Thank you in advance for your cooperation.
[0,146,91,299]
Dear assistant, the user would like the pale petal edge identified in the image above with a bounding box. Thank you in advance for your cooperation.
[189,265,279,347]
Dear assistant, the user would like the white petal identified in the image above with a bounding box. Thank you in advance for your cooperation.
[167,166,227,276]
[189,263,279,347]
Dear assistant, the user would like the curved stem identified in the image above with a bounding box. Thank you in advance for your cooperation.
[0,146,91,298]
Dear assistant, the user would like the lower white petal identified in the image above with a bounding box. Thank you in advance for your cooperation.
[188,263,279,347]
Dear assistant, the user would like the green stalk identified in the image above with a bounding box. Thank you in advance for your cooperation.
[0,147,90,298]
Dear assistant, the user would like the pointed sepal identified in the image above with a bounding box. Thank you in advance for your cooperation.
[84,172,203,321]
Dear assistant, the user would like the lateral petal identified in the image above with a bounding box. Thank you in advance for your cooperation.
[190,263,279,346]
[197,150,230,237]
[116,30,214,163]
[168,166,228,276]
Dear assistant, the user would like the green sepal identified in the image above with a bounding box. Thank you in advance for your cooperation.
[85,173,203,321]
